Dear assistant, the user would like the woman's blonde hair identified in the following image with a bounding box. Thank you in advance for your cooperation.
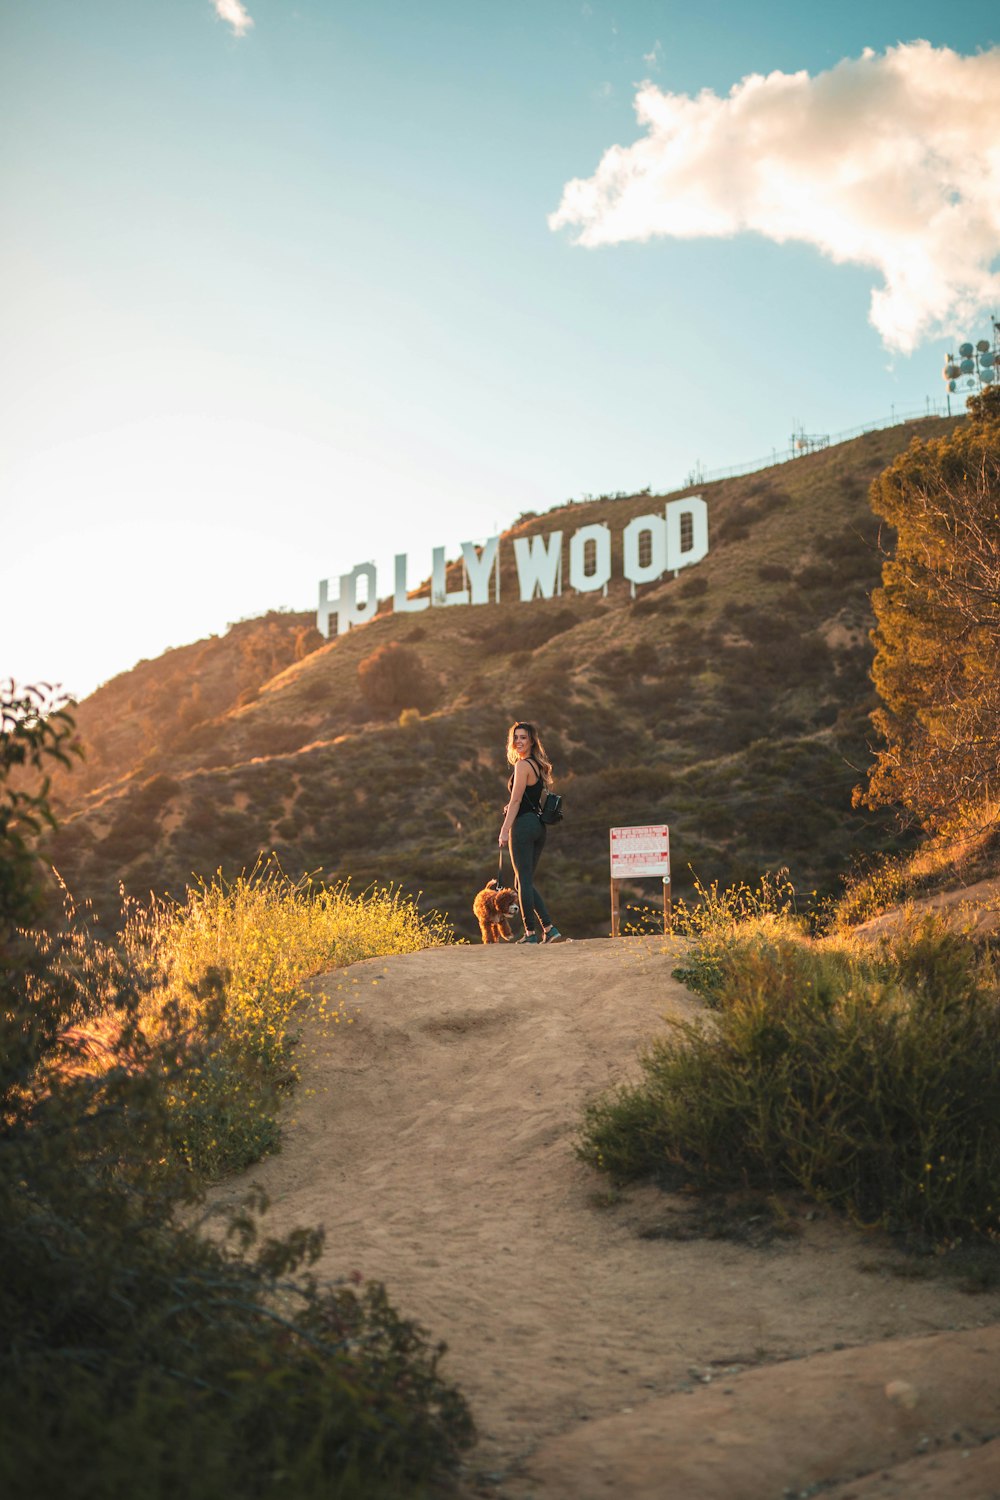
[506,721,553,786]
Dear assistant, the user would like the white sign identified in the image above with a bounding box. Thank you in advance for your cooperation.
[610,824,670,879]
[317,498,709,637]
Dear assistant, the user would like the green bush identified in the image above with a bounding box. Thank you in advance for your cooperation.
[0,683,81,923]
[1,935,473,1497]
[1,687,473,1498]
[582,908,1000,1241]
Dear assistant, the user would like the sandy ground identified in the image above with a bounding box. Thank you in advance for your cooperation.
[211,937,1000,1499]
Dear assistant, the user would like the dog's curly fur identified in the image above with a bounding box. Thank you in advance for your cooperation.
[473,879,520,943]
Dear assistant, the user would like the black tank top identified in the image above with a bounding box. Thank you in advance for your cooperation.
[508,757,544,818]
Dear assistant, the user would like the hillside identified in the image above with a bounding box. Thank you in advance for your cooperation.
[52,609,324,801]
[46,416,967,937]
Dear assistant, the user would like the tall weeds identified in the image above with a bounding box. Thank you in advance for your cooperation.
[114,862,453,1176]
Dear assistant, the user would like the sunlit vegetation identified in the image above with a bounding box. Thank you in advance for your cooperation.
[858,385,1000,836]
[581,886,1000,1245]
[49,610,323,802]
[2,688,471,1498]
[123,862,452,1174]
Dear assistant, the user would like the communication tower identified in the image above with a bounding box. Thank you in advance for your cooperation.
[942,317,1000,412]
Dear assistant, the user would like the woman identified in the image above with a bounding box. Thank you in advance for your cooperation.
[498,721,565,944]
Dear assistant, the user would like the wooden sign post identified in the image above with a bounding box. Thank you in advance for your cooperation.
[609,824,671,937]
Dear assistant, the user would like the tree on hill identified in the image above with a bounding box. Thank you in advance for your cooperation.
[856,386,1000,833]
[358,641,434,715]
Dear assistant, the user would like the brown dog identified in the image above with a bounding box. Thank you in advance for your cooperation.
[473,879,520,943]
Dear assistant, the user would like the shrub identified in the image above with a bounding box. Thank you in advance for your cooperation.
[251,721,315,756]
[1,684,81,923]
[358,643,434,715]
[581,907,1000,1242]
[631,640,659,674]
[631,594,672,617]
[716,516,750,544]
[512,606,578,653]
[670,870,802,1005]
[134,773,182,813]
[2,932,473,1497]
[832,853,912,929]
[294,623,324,659]
[794,560,838,589]
[1,689,472,1499]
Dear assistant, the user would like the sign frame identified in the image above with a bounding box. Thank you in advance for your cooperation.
[609,824,672,937]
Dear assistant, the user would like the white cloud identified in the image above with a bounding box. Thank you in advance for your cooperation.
[642,40,662,70]
[549,42,1000,352]
[212,0,254,37]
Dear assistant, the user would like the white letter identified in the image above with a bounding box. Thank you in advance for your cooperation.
[393,553,429,614]
[317,563,378,636]
[513,531,563,601]
[569,523,611,594]
[317,577,336,638]
[623,514,667,586]
[431,546,470,608]
[460,536,500,605]
[665,496,709,572]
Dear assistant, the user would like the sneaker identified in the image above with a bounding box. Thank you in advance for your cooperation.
[542,927,566,943]
[516,934,539,944]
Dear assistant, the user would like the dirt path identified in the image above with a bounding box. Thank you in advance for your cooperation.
[211,937,1000,1498]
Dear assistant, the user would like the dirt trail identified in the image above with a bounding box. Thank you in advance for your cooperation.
[212,938,1000,1498]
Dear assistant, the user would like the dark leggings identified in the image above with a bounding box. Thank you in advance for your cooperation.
[510,814,552,938]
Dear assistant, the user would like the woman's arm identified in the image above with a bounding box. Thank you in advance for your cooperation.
[499,759,530,845]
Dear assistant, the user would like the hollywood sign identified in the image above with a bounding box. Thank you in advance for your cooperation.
[317,496,708,637]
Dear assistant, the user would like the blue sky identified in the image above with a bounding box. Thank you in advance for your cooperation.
[2,1,998,699]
